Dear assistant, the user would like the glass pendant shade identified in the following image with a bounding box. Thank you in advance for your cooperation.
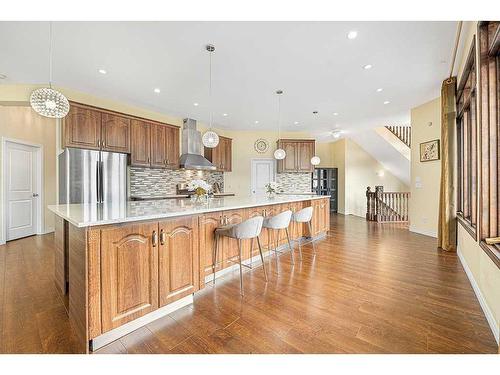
[310,156,321,165]
[274,148,286,160]
[30,87,70,119]
[202,130,220,148]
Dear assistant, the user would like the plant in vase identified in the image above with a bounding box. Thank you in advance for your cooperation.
[265,182,283,198]
[187,179,212,202]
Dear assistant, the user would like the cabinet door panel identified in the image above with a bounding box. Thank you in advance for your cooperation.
[159,216,199,306]
[151,124,168,168]
[165,126,179,168]
[101,113,131,153]
[199,212,224,286]
[100,223,158,332]
[283,142,298,172]
[130,120,151,167]
[222,137,232,172]
[298,142,314,172]
[222,209,245,266]
[63,106,101,150]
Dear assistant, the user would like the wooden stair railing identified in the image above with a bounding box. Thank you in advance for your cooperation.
[366,186,410,223]
[385,125,411,148]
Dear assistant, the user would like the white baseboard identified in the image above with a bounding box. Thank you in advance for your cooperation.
[409,226,437,238]
[457,249,500,345]
[39,227,54,235]
[90,294,194,351]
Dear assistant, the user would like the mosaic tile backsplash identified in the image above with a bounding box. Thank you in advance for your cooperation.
[129,167,224,198]
[276,172,312,193]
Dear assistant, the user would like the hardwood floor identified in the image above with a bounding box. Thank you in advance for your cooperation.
[0,214,497,353]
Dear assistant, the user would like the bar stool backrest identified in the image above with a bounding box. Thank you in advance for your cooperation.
[264,210,292,229]
[234,216,264,239]
[292,206,313,223]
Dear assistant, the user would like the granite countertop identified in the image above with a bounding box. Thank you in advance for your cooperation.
[48,194,329,228]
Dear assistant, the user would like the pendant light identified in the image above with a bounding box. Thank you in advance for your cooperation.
[30,22,69,119]
[201,44,220,148]
[274,90,286,160]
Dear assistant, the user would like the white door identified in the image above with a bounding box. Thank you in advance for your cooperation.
[5,141,39,241]
[251,159,275,195]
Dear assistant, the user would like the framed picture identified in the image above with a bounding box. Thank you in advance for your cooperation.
[420,139,440,162]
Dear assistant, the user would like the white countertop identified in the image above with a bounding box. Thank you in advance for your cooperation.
[48,194,327,228]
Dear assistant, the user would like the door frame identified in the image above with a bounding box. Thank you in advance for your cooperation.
[250,158,276,195]
[1,137,44,244]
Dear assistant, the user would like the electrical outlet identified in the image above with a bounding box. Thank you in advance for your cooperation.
[422,217,428,224]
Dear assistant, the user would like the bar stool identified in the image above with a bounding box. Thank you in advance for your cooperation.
[263,210,294,272]
[213,216,268,295]
[292,206,316,256]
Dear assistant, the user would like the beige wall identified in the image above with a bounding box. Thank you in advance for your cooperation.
[0,105,57,243]
[409,97,442,237]
[454,21,499,343]
[345,139,409,218]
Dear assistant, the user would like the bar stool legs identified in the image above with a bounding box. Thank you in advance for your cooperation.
[237,239,244,295]
[285,228,295,264]
[212,234,219,285]
[307,222,317,255]
[256,236,268,281]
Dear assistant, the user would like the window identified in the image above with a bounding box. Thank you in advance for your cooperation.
[456,40,478,238]
[478,21,500,267]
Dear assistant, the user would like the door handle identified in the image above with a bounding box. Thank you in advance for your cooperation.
[159,229,165,245]
[152,231,158,247]
[32,193,39,197]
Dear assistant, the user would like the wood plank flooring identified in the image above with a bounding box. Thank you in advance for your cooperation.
[0,214,497,353]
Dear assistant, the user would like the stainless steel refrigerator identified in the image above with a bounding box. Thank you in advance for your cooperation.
[59,148,128,204]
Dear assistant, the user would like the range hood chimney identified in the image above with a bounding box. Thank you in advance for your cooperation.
[179,118,216,171]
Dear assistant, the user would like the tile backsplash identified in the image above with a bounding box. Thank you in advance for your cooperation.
[130,167,224,198]
[276,172,312,193]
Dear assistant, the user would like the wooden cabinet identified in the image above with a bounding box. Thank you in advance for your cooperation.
[309,198,330,237]
[130,120,151,167]
[246,206,267,260]
[131,122,179,169]
[277,139,315,173]
[63,105,101,150]
[199,211,224,285]
[222,209,245,265]
[158,216,200,306]
[63,102,179,163]
[100,222,159,332]
[101,113,130,153]
[204,136,232,172]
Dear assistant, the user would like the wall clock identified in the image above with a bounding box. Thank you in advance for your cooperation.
[254,138,269,153]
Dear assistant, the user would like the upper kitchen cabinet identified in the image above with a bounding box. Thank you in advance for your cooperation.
[131,122,180,169]
[276,139,315,173]
[101,113,131,153]
[204,135,232,172]
[130,120,151,167]
[63,104,102,151]
[63,102,130,153]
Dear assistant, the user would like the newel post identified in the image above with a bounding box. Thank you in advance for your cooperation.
[375,186,383,222]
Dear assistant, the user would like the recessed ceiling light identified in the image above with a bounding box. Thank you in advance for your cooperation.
[153,88,161,93]
[347,31,358,40]
[254,120,259,124]
[0,74,7,80]
[294,121,299,125]
[363,64,373,70]
[98,69,107,75]
[376,88,383,92]
[383,101,390,105]
[333,112,339,116]
[193,102,199,106]
[313,111,318,114]
[222,113,228,117]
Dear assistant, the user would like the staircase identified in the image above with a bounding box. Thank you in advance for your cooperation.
[366,186,410,223]
[385,126,411,148]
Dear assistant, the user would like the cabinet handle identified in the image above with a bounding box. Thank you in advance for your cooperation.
[152,231,158,247]
[147,157,150,163]
[160,229,165,245]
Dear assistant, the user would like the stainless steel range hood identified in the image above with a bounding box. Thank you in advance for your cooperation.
[179,118,216,170]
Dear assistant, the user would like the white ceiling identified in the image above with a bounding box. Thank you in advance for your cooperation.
[0,21,456,138]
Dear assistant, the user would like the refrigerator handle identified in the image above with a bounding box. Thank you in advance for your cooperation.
[99,161,104,203]
[96,161,100,203]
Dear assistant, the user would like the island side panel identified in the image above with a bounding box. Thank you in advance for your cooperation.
[68,223,89,354]
[87,227,102,340]
[54,216,68,295]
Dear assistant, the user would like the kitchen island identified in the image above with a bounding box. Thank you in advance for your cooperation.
[48,195,330,353]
